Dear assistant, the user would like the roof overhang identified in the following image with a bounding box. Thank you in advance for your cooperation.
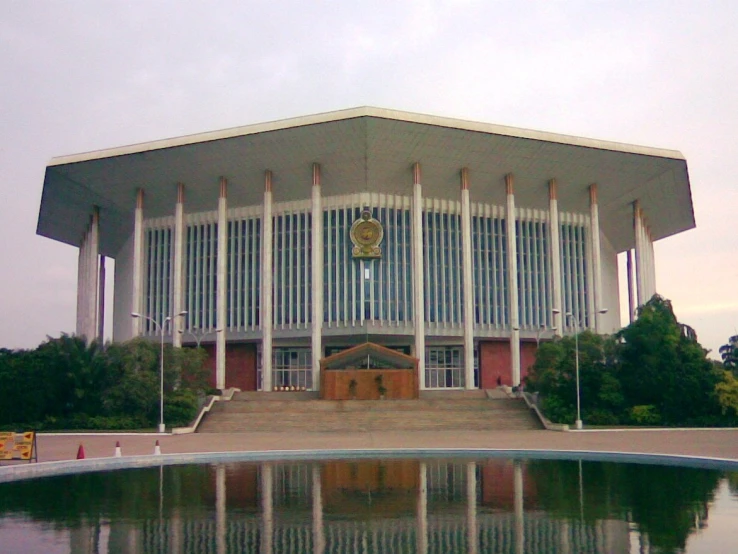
[37,106,694,257]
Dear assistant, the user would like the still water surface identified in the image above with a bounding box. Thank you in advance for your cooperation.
[1,457,738,553]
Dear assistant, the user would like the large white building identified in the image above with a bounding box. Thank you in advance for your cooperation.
[37,107,694,391]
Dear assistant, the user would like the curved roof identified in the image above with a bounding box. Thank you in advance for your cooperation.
[37,106,694,256]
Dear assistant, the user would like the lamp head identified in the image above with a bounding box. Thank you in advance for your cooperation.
[131,312,141,318]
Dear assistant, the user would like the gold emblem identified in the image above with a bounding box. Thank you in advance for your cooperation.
[350,210,383,258]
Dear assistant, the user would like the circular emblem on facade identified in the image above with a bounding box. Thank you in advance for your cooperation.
[350,210,383,258]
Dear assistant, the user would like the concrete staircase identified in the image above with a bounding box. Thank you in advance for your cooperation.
[197,390,542,433]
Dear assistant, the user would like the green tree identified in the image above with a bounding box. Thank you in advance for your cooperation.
[0,335,208,430]
[616,295,721,425]
[526,331,623,425]
[715,370,738,416]
[719,335,738,369]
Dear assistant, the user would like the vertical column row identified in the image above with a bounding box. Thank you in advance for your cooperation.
[515,210,552,330]
[560,212,590,331]
[471,203,508,328]
[272,203,312,329]
[227,210,261,332]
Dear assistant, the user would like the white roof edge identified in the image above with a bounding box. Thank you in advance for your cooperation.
[48,106,686,167]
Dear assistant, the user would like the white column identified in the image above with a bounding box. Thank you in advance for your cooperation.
[76,231,87,337]
[627,250,635,323]
[506,174,521,386]
[412,163,426,389]
[261,463,274,554]
[98,255,106,342]
[312,464,325,554]
[549,179,563,335]
[172,183,185,347]
[466,462,478,554]
[132,189,145,336]
[417,462,428,554]
[262,171,274,392]
[641,206,650,303]
[648,228,654,298]
[559,520,570,554]
[633,201,644,306]
[460,169,476,390]
[589,184,603,332]
[216,464,226,554]
[86,208,100,341]
[311,164,323,392]
[216,178,227,390]
[514,461,524,554]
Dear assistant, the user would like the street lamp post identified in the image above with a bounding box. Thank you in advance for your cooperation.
[535,325,558,348]
[131,310,188,433]
[552,308,607,430]
[178,327,223,348]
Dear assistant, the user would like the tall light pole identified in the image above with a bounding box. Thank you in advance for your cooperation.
[552,308,607,430]
[178,327,223,348]
[131,310,188,433]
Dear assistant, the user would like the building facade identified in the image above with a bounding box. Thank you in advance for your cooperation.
[37,108,694,391]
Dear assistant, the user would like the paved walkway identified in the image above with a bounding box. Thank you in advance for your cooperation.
[22,429,738,463]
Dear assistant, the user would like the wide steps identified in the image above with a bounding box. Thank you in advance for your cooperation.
[198,393,542,433]
[213,399,519,414]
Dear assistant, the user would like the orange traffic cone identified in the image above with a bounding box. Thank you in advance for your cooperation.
[114,441,122,457]
[154,440,161,455]
[76,444,85,460]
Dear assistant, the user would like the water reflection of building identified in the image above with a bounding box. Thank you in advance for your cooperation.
[75,459,633,554]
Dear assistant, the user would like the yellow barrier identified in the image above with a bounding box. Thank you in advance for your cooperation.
[0,431,37,463]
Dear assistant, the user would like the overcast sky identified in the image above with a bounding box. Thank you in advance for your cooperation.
[1,1,736,358]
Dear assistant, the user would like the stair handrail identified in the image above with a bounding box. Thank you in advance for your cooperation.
[172,388,241,434]
[521,391,570,432]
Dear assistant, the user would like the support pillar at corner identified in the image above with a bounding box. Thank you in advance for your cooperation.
[460,168,475,389]
[311,163,323,391]
[132,189,145,337]
[549,179,563,335]
[589,184,604,332]
[262,171,274,392]
[216,177,227,390]
[412,163,426,390]
[506,174,521,386]
[172,183,185,348]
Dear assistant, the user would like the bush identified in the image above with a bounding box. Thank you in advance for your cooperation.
[585,409,621,426]
[164,390,200,427]
[629,405,662,425]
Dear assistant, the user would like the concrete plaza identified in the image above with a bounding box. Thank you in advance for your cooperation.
[28,429,738,464]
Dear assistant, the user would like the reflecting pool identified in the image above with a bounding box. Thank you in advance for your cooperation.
[1,457,738,553]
